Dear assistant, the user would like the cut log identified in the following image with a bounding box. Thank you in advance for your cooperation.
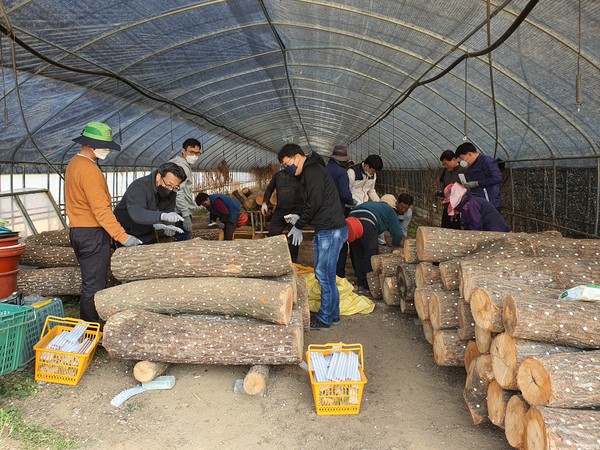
[20,243,78,267]
[422,320,434,345]
[25,229,70,247]
[457,300,475,332]
[296,274,310,333]
[17,266,82,296]
[255,193,265,205]
[438,260,460,291]
[402,238,419,263]
[190,228,225,240]
[400,297,416,315]
[504,394,529,449]
[243,192,261,211]
[95,277,294,324]
[524,406,600,450]
[415,262,441,288]
[396,263,417,303]
[231,190,247,204]
[191,215,211,228]
[463,354,494,425]
[243,364,270,396]
[428,290,461,331]
[490,333,578,390]
[487,380,517,429]
[381,276,400,306]
[242,187,253,197]
[504,295,600,349]
[111,235,294,281]
[366,271,382,300]
[470,285,561,333]
[517,351,600,408]
[457,325,475,342]
[417,227,510,262]
[380,253,404,277]
[103,308,304,365]
[464,340,481,374]
[433,329,466,366]
[475,324,494,353]
[133,361,170,383]
[414,287,437,321]
[370,254,383,274]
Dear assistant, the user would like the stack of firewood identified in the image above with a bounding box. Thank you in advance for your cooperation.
[97,235,309,369]
[413,226,600,449]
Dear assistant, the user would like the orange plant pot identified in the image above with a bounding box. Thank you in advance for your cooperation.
[0,236,20,248]
[0,243,26,273]
[0,269,19,299]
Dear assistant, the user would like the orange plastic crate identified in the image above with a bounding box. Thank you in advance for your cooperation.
[33,316,101,386]
[307,343,367,416]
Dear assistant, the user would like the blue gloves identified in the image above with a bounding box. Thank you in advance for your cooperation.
[123,235,142,247]
[161,212,185,223]
[287,226,303,246]
[182,216,192,232]
[462,181,479,189]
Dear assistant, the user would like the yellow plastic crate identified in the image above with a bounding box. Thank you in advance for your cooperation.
[33,316,101,386]
[307,343,367,416]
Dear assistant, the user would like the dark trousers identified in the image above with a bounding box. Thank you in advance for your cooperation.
[336,242,349,278]
[441,205,462,229]
[69,227,111,322]
[348,217,379,289]
[174,220,192,241]
[224,221,236,240]
[268,207,299,262]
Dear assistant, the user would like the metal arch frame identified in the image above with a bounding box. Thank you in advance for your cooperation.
[365,121,425,170]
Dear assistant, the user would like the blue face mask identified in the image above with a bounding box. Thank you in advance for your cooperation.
[285,164,298,176]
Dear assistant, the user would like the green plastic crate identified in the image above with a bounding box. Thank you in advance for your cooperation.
[19,298,64,368]
[0,303,32,375]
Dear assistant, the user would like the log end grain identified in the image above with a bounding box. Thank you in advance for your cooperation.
[504,394,528,449]
[490,333,518,390]
[517,357,551,406]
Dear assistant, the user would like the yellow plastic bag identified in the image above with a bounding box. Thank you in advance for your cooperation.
[305,273,375,316]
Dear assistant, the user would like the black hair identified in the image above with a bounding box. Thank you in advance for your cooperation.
[364,154,383,171]
[158,162,187,182]
[455,142,478,156]
[277,144,305,162]
[397,193,413,205]
[439,150,456,161]
[182,138,201,150]
[195,192,209,205]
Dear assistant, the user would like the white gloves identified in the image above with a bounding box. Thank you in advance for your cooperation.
[208,222,225,229]
[284,214,300,225]
[287,226,303,246]
[261,203,269,216]
[182,216,192,232]
[161,212,185,223]
[123,235,142,247]
[153,223,184,236]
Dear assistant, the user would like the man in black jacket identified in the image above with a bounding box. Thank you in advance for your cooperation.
[278,144,348,330]
[260,168,303,262]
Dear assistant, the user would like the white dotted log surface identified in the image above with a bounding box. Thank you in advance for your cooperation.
[17,266,82,296]
[103,308,304,365]
[517,351,600,408]
[463,354,495,425]
[95,277,294,325]
[111,234,294,281]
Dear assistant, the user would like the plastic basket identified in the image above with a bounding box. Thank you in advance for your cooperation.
[307,343,367,416]
[19,299,65,368]
[0,303,33,375]
[33,316,101,386]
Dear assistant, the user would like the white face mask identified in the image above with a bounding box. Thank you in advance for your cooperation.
[93,149,110,160]
[185,155,199,165]
[458,158,468,168]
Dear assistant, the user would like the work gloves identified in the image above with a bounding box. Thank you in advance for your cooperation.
[123,235,142,247]
[287,226,303,246]
[208,222,225,229]
[161,212,185,223]
[153,223,184,237]
[261,203,269,216]
[462,181,479,189]
[182,216,192,232]
[284,214,300,225]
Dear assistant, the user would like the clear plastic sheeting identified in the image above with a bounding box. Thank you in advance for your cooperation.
[0,0,597,170]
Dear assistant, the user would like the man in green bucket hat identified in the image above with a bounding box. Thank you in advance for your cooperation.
[66,121,141,322]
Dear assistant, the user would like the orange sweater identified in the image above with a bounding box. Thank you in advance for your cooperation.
[65,154,128,244]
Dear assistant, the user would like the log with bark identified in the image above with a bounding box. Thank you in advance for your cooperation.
[242,187,253,197]
[296,274,310,333]
[21,243,78,267]
[396,263,417,303]
[243,364,270,396]
[433,329,466,366]
[231,190,247,204]
[503,295,600,349]
[189,228,225,240]
[438,260,460,291]
[17,266,82,296]
[25,229,70,247]
[403,238,419,264]
[191,215,211,228]
[422,320,434,345]
[428,290,461,331]
[103,308,304,365]
[415,262,441,288]
[517,351,600,408]
[95,277,295,325]
[475,324,494,354]
[414,287,441,321]
[366,271,382,300]
[457,300,475,340]
[487,380,517,429]
[490,333,578,390]
[379,253,404,277]
[524,406,600,450]
[243,192,262,211]
[381,276,400,306]
[133,361,170,383]
[416,227,510,262]
[504,394,529,449]
[464,340,481,374]
[400,296,416,315]
[111,235,294,281]
[463,354,494,425]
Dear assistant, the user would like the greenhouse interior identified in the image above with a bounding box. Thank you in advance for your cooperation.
[0,1,599,449]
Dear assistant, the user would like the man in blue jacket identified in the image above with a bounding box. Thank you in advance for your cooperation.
[278,144,348,330]
[195,192,242,241]
[455,142,503,213]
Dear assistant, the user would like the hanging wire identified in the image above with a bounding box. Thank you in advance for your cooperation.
[575,0,582,112]
[486,0,500,158]
[0,34,8,126]
[169,103,174,154]
[463,56,469,141]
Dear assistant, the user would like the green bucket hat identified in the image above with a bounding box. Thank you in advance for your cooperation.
[72,121,121,151]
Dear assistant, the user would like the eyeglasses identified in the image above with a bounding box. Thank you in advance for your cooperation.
[160,176,180,192]
[185,148,201,156]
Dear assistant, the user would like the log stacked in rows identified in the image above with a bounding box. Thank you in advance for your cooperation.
[412,226,600,448]
[100,235,308,366]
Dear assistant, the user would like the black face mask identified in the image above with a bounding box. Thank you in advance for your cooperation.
[157,185,174,199]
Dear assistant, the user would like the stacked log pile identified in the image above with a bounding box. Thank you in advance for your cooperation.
[411,226,600,448]
[99,235,307,368]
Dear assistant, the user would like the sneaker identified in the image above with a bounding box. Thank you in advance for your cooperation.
[331,318,341,326]
[357,286,371,297]
[310,316,330,331]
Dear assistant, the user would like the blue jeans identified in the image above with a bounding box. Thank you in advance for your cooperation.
[313,225,348,325]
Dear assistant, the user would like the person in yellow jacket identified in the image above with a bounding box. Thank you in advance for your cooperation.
[65,122,141,321]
